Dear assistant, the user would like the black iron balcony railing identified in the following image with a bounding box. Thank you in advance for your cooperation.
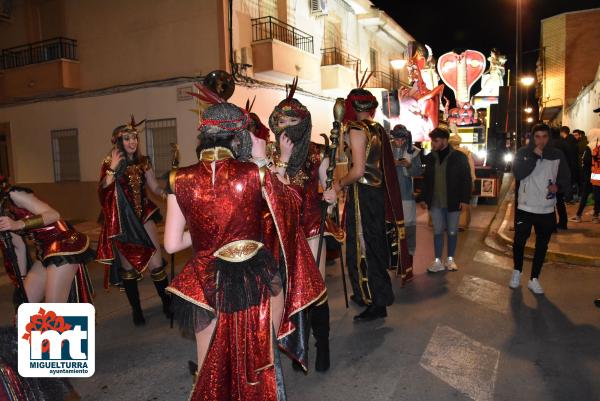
[252,16,314,54]
[364,70,405,90]
[0,37,78,70]
[321,47,361,70]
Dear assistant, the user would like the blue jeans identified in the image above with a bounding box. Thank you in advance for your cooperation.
[430,207,461,259]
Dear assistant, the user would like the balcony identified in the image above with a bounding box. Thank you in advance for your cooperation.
[251,16,319,83]
[320,47,361,96]
[364,71,405,91]
[0,37,80,100]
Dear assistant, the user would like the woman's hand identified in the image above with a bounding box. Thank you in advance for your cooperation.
[109,148,124,171]
[0,216,24,231]
[323,188,337,205]
[279,134,294,163]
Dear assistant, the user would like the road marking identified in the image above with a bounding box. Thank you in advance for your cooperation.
[473,250,513,271]
[457,275,510,315]
[420,325,500,401]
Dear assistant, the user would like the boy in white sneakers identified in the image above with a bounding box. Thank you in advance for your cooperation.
[510,123,571,294]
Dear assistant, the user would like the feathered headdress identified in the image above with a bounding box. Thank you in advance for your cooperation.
[245,96,270,141]
[344,65,378,123]
[112,115,145,144]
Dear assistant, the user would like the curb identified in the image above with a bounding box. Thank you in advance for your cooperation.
[489,181,600,268]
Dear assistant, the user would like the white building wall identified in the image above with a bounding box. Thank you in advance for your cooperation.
[0,81,335,184]
[565,64,600,134]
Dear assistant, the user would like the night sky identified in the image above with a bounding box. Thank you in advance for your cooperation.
[371,0,599,101]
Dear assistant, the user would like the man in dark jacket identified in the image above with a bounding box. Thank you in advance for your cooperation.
[418,126,472,273]
[573,129,589,199]
[510,123,571,294]
[559,126,579,201]
[551,127,571,228]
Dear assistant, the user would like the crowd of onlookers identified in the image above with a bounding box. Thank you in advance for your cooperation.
[549,125,600,227]
[515,119,599,306]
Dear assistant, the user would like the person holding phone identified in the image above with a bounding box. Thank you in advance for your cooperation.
[390,124,423,260]
[97,116,170,326]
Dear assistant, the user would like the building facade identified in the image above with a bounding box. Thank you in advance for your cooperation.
[0,0,413,221]
[538,8,600,125]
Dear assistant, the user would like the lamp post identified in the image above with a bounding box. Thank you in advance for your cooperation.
[390,56,407,89]
[520,75,535,140]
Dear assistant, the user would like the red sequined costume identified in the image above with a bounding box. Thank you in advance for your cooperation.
[167,147,325,401]
[0,185,94,304]
[291,142,345,242]
[96,155,160,285]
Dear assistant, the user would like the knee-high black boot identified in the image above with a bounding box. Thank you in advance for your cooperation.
[151,261,171,319]
[121,270,145,326]
[311,300,330,372]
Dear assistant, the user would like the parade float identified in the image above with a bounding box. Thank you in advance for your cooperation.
[435,48,508,201]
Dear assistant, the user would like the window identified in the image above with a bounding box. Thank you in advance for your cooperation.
[145,118,177,179]
[259,0,277,17]
[51,129,80,181]
[324,18,342,50]
[370,47,379,71]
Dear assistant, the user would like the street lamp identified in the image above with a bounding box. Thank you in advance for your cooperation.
[520,76,535,86]
[390,58,407,70]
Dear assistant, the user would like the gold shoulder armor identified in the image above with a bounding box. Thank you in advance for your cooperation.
[258,165,268,187]
[168,168,178,194]
[345,121,372,141]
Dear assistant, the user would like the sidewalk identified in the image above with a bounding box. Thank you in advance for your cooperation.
[490,181,600,267]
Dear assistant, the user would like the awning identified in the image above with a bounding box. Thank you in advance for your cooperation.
[540,105,562,121]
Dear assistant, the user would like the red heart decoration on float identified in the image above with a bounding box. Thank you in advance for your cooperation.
[437,50,486,105]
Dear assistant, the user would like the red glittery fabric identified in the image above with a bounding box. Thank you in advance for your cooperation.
[167,157,325,401]
[96,157,157,279]
[9,204,90,263]
[5,201,94,303]
[291,143,344,242]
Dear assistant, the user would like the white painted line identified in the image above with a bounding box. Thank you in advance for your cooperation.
[473,250,513,271]
[420,325,500,401]
[457,275,511,315]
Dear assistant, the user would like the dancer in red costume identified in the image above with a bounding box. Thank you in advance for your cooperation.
[268,78,342,372]
[0,176,94,305]
[164,86,325,400]
[97,116,170,326]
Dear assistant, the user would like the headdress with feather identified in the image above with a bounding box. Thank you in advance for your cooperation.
[344,65,378,123]
[245,96,270,141]
[112,115,146,144]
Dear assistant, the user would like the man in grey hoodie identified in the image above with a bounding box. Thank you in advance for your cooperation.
[510,123,571,294]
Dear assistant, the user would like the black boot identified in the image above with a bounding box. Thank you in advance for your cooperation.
[311,301,331,372]
[353,304,387,322]
[151,263,172,319]
[122,275,145,326]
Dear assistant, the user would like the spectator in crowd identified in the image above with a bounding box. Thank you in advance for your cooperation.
[559,126,579,202]
[571,128,600,224]
[510,123,571,294]
[449,133,476,230]
[551,127,571,229]
[418,126,472,273]
[390,124,423,259]
[573,129,589,199]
